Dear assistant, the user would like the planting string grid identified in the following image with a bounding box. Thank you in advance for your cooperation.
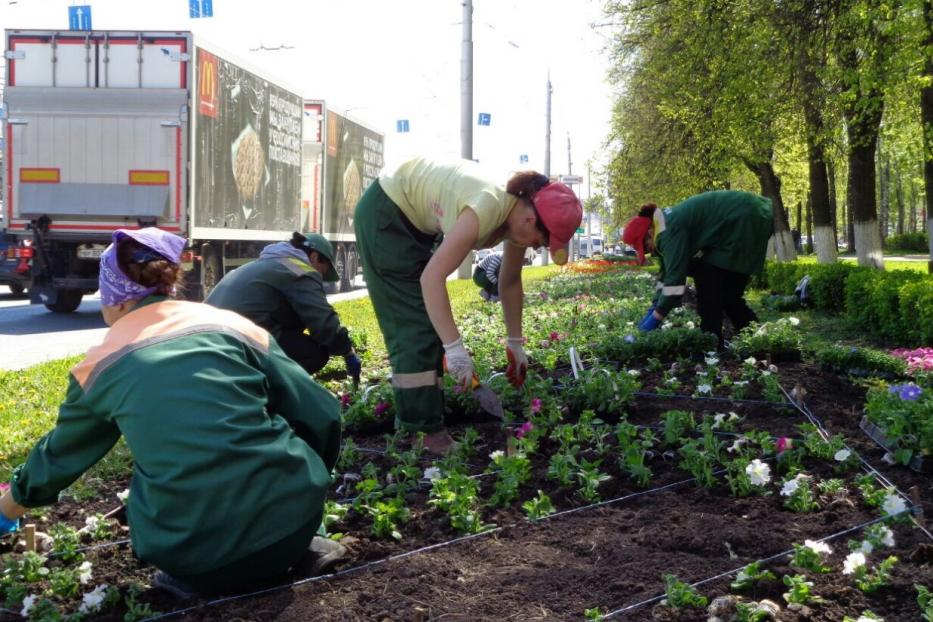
[128,383,925,621]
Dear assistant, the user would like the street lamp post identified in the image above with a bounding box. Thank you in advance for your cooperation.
[457,0,475,279]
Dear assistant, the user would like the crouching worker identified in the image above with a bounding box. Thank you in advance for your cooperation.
[206,232,362,380]
[0,227,344,598]
[473,252,502,302]
[623,190,773,347]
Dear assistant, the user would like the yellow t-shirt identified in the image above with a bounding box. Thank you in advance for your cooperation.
[379,157,517,249]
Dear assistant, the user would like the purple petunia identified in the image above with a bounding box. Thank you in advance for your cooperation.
[530,397,542,413]
[374,401,390,418]
[340,393,351,408]
[623,334,636,344]
[899,384,923,401]
[515,421,534,439]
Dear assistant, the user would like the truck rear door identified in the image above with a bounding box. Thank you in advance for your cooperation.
[4,30,190,239]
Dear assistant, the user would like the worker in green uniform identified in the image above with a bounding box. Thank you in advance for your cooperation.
[355,157,582,454]
[0,228,344,598]
[622,190,773,346]
[473,252,502,302]
[206,232,362,380]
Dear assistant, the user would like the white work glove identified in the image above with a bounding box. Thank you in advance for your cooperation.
[443,337,475,390]
[505,337,528,387]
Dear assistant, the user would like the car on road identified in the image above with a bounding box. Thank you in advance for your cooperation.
[0,236,31,297]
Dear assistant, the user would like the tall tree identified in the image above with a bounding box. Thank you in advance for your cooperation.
[922,0,933,270]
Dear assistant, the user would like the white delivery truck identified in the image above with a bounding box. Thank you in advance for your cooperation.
[300,101,384,293]
[2,29,307,311]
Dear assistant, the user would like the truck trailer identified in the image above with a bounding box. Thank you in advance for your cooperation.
[2,29,381,311]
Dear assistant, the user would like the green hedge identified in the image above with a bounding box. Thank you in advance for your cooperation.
[761,260,933,346]
[884,232,929,252]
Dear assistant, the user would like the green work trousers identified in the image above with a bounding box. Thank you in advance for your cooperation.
[354,181,445,433]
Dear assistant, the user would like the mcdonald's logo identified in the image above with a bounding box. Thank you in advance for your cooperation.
[198,50,219,118]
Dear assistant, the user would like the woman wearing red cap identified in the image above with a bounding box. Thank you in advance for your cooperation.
[355,157,582,454]
[622,190,773,347]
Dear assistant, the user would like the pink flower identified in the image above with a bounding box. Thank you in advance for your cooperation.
[549,331,560,342]
[530,397,542,413]
[340,393,351,408]
[0,483,8,494]
[374,401,390,418]
[776,437,792,454]
[515,421,534,439]
[539,291,549,301]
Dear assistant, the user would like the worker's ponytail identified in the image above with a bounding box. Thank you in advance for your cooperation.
[637,203,658,218]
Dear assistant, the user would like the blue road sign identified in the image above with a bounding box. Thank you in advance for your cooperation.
[189,0,213,18]
[519,154,528,164]
[396,119,410,133]
[478,112,491,126]
[68,5,92,31]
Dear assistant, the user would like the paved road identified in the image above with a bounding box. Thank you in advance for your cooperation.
[0,283,374,372]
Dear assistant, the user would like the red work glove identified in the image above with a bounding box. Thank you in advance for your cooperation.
[505,337,527,387]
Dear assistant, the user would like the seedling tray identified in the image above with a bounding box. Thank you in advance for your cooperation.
[859,415,933,474]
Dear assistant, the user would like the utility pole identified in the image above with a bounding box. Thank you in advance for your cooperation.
[541,74,552,266]
[458,0,474,278]
[568,133,579,261]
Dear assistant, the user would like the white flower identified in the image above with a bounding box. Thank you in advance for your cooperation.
[117,488,129,503]
[761,370,771,377]
[879,525,895,547]
[745,459,771,486]
[78,561,93,584]
[728,412,739,421]
[20,594,37,618]
[882,492,907,516]
[705,355,719,366]
[78,585,109,615]
[84,515,100,532]
[712,413,726,428]
[804,539,832,555]
[743,357,757,366]
[627,369,640,377]
[788,317,800,326]
[843,551,867,574]
[686,321,695,329]
[734,380,749,386]
[422,467,442,481]
[856,616,883,622]
[859,540,875,554]
[661,321,672,331]
[834,448,852,462]
[727,438,747,453]
[696,384,712,395]
[781,474,808,497]
[489,450,504,461]
[768,364,778,373]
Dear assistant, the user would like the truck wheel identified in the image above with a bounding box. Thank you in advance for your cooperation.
[8,283,25,297]
[200,243,223,298]
[45,289,83,313]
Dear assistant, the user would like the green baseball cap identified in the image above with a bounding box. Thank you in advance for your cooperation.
[297,232,339,282]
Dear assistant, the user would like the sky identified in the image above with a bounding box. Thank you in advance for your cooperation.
[1,0,615,196]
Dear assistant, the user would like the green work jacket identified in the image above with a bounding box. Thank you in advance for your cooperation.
[10,297,341,576]
[206,254,353,357]
[654,190,773,314]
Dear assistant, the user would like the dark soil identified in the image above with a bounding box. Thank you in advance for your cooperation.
[3,360,933,622]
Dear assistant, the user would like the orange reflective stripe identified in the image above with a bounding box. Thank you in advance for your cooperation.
[20,168,60,183]
[128,170,170,186]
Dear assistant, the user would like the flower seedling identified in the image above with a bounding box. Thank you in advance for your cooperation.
[583,607,605,621]
[487,451,532,507]
[429,472,493,534]
[917,583,933,621]
[881,491,910,522]
[576,458,612,503]
[782,574,817,605]
[547,451,578,487]
[617,426,655,488]
[365,496,410,540]
[660,410,695,447]
[81,514,113,541]
[855,474,888,508]
[522,490,556,521]
[322,501,349,538]
[780,474,818,513]
[842,612,885,622]
[843,552,898,593]
[661,574,708,609]
[790,540,832,573]
[734,602,772,622]
[678,439,717,488]
[124,582,159,621]
[337,438,362,471]
[730,561,776,591]
[726,457,770,497]
[49,523,83,563]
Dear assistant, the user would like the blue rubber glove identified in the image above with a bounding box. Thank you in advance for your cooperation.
[345,353,362,378]
[0,513,19,536]
[638,308,662,331]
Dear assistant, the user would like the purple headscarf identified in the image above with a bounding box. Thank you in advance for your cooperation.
[99,228,187,306]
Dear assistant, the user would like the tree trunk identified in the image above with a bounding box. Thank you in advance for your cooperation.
[848,135,885,268]
[828,160,839,243]
[747,160,796,261]
[806,197,814,254]
[896,174,905,235]
[910,181,918,233]
[879,153,890,241]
